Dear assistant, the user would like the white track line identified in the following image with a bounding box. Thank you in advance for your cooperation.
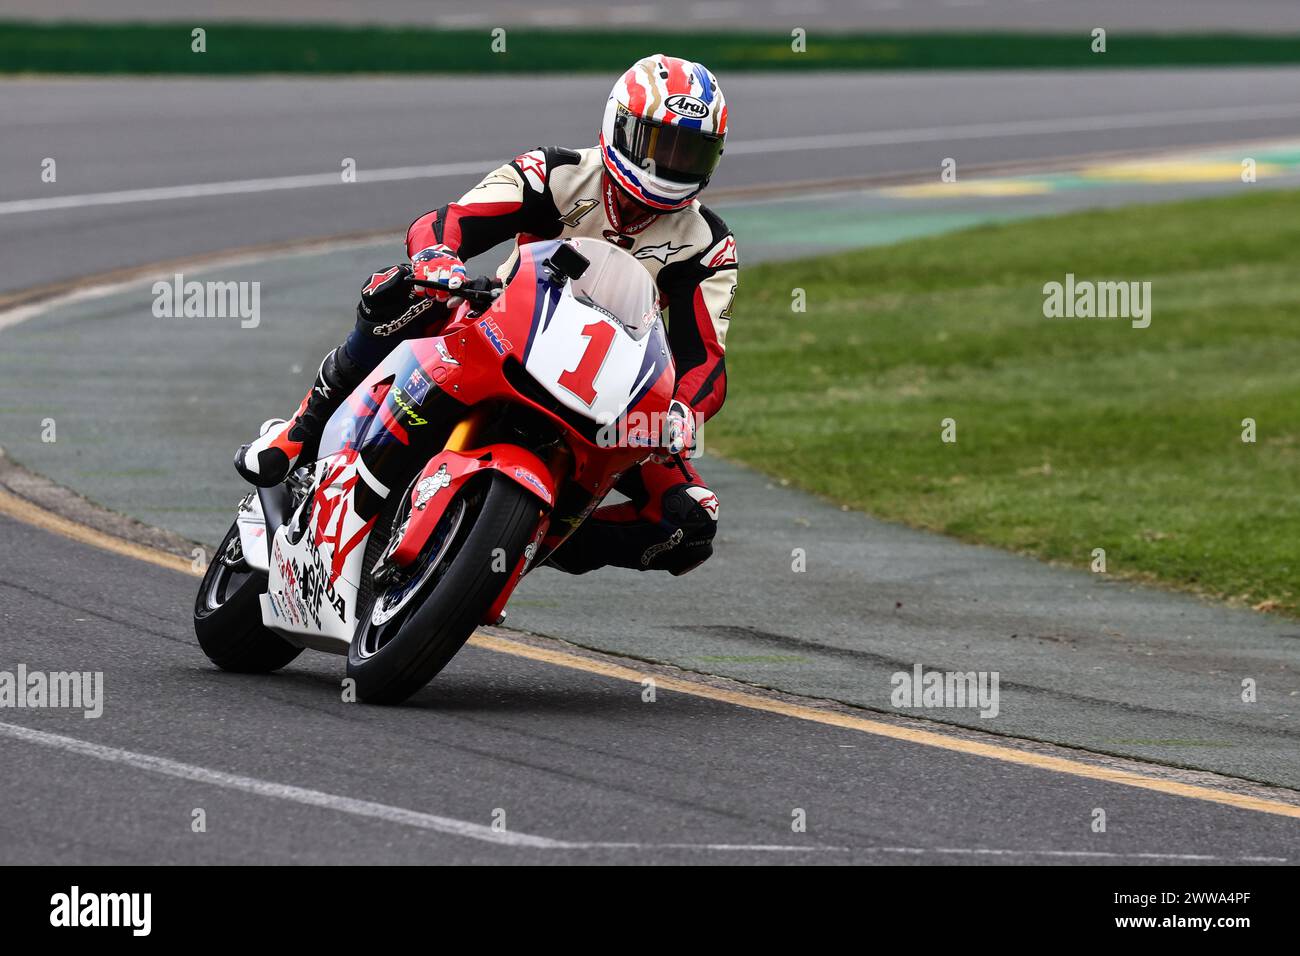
[0,161,492,216]
[0,720,818,853]
[3,102,1297,217]
[0,721,1286,860]
[724,102,1300,156]
[0,720,563,848]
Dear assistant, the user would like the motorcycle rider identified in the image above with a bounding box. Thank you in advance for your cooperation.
[236,54,735,576]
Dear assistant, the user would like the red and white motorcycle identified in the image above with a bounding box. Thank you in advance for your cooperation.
[194,238,675,703]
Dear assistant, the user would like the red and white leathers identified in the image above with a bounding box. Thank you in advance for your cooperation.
[407,145,736,422]
[406,145,736,574]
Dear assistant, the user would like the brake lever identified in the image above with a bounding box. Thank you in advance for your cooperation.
[408,276,501,306]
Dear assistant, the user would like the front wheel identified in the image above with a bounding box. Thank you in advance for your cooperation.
[194,519,302,673]
[347,471,540,704]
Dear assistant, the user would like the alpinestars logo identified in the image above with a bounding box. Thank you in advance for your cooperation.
[704,235,737,269]
[372,298,434,337]
[685,486,719,520]
[635,240,690,264]
[362,266,402,296]
[514,150,548,192]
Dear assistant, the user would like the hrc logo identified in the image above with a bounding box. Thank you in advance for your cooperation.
[478,318,513,355]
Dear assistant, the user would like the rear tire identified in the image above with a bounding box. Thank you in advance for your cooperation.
[347,471,539,704]
[194,520,302,673]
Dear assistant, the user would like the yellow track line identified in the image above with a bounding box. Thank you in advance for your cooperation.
[4,484,1300,821]
[470,634,1300,820]
[0,488,196,576]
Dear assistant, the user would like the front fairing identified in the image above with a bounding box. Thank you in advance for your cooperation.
[307,238,677,570]
[493,238,677,431]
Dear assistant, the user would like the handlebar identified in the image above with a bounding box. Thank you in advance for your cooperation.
[407,275,501,308]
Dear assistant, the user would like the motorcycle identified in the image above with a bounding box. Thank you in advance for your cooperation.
[194,237,676,703]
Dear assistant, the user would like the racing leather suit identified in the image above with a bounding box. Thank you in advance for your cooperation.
[358,145,736,576]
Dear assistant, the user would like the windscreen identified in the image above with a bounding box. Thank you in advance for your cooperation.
[564,238,662,341]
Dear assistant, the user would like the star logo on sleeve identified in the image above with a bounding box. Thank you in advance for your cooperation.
[704,235,737,269]
[634,240,690,264]
[513,150,548,192]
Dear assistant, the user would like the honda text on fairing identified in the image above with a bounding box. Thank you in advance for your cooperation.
[195,239,682,703]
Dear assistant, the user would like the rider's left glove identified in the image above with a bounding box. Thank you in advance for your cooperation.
[661,399,698,458]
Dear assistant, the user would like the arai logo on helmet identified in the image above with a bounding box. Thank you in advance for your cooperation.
[664,94,709,119]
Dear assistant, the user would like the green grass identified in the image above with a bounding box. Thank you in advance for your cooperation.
[4,22,1300,74]
[715,190,1300,613]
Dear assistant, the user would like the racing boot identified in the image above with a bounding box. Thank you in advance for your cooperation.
[234,346,365,487]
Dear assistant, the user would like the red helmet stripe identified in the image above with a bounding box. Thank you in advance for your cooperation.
[664,57,691,96]
[623,69,646,116]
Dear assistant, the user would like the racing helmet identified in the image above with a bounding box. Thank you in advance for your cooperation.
[599,54,728,212]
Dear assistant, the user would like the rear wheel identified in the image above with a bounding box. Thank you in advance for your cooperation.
[347,471,539,704]
[194,520,302,673]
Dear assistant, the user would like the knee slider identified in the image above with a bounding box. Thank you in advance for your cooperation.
[662,484,719,547]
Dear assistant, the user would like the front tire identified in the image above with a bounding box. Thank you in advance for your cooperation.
[194,520,302,673]
[347,471,540,704]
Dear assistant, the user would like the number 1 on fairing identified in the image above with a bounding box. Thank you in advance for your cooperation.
[557,320,617,406]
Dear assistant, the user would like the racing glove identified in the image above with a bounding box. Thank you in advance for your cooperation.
[660,399,698,459]
[410,244,469,303]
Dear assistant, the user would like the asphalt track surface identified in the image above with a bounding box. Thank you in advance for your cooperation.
[3,511,1299,864]
[2,70,1299,863]
[8,0,1300,33]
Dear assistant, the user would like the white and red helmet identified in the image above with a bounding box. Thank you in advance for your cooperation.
[600,54,729,212]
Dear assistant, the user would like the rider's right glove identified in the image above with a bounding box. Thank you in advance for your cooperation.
[410,244,469,304]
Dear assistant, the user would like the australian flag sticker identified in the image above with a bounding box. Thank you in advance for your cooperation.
[405,367,431,405]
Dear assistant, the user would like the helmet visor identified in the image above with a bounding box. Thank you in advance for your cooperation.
[613,108,725,185]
